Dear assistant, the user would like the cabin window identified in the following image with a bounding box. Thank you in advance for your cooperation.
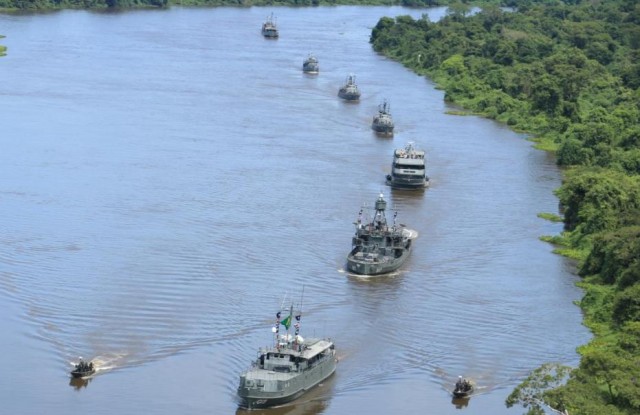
[394,163,424,170]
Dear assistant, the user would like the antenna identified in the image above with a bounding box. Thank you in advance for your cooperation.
[280,293,288,312]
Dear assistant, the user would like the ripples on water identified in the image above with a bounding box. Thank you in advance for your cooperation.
[0,6,589,415]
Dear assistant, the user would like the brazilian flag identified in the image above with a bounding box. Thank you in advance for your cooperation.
[280,306,293,330]
[280,314,292,330]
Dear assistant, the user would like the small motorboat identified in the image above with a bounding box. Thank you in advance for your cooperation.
[70,358,95,378]
[452,377,473,398]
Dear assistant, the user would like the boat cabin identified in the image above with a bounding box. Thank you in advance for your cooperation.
[256,338,333,373]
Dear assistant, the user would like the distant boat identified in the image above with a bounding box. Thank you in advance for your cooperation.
[386,142,430,190]
[70,358,95,378]
[346,193,416,275]
[338,74,360,101]
[372,99,394,135]
[237,299,337,409]
[302,54,319,74]
[262,13,279,38]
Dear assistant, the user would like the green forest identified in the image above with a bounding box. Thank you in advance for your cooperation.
[370,0,640,414]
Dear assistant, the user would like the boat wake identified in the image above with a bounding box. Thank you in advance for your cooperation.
[404,229,419,239]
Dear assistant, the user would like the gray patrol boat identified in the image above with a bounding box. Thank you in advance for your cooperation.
[302,54,319,74]
[237,303,337,410]
[262,13,279,38]
[346,193,417,275]
[338,74,360,101]
[372,99,394,135]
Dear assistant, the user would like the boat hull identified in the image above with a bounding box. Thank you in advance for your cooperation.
[372,123,394,135]
[452,387,473,398]
[70,369,95,378]
[237,358,336,410]
[338,90,360,101]
[386,174,429,189]
[346,246,411,276]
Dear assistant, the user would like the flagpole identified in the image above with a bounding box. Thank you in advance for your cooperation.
[294,286,304,348]
[288,304,293,338]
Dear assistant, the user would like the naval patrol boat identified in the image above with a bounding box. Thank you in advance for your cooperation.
[302,54,319,74]
[372,99,394,135]
[237,303,337,409]
[346,193,417,276]
[262,13,279,38]
[386,142,430,189]
[338,74,360,101]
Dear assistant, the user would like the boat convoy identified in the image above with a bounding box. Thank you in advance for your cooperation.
[237,303,337,409]
[372,99,394,135]
[69,17,471,411]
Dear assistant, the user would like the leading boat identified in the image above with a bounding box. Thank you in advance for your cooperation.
[237,301,337,410]
[346,193,417,276]
[338,74,360,101]
[386,142,430,190]
[261,13,279,38]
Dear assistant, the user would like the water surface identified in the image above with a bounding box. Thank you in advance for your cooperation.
[0,6,590,414]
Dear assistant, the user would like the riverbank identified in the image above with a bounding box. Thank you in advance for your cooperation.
[370,2,640,414]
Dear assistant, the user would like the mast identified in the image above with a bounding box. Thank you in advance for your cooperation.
[294,287,304,347]
[373,193,387,229]
[273,310,281,349]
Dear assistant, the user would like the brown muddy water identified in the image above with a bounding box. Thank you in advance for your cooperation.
[0,6,590,414]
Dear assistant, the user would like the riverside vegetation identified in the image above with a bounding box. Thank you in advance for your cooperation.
[0,0,456,11]
[370,1,640,414]
[2,0,638,414]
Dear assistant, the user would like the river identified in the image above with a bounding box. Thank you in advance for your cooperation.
[0,6,590,415]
